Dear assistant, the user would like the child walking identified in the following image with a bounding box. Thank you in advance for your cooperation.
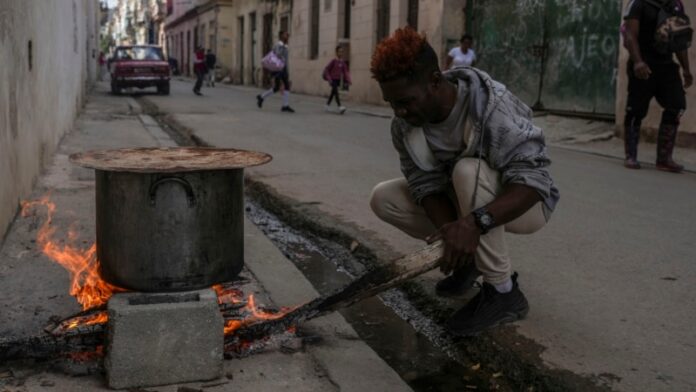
[323,46,351,114]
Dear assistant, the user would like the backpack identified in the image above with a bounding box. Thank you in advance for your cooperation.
[645,0,693,53]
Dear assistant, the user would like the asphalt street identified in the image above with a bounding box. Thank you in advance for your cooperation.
[140,79,696,392]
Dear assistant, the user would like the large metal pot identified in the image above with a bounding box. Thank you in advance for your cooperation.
[70,147,272,292]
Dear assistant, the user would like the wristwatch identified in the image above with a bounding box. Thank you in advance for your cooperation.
[472,207,495,235]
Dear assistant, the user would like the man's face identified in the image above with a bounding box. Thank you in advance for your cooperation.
[380,77,436,127]
[281,32,289,43]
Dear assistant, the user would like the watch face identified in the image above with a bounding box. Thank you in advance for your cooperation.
[480,213,493,227]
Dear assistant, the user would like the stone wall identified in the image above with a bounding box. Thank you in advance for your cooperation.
[0,0,99,241]
[616,0,696,146]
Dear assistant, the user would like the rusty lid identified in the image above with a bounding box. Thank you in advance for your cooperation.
[69,147,272,173]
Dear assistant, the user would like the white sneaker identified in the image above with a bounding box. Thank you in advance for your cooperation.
[339,106,346,114]
[324,105,331,112]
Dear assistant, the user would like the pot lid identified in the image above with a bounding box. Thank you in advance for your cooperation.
[69,147,272,173]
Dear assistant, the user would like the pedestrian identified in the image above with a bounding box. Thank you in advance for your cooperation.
[369,28,559,336]
[193,46,207,96]
[256,31,295,112]
[98,51,107,81]
[622,0,692,172]
[323,45,352,114]
[445,34,477,69]
[205,49,217,87]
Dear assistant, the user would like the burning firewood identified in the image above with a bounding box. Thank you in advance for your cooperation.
[1,241,443,361]
[227,241,444,344]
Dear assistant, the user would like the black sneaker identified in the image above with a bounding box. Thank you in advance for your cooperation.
[256,95,264,108]
[445,272,529,336]
[281,106,295,113]
[435,261,481,297]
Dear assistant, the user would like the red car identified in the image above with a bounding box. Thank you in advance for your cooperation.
[110,45,170,95]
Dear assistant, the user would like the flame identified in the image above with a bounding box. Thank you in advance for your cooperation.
[63,311,109,331]
[21,196,124,311]
[215,283,292,335]
[22,197,295,339]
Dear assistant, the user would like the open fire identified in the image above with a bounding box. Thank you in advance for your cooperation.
[21,196,294,341]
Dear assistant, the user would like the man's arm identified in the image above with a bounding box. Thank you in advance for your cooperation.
[624,19,652,80]
[676,49,693,88]
[429,184,541,274]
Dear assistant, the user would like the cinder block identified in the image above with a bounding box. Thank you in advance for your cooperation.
[105,289,224,389]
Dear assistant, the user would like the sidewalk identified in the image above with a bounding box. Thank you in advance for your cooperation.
[0,83,412,392]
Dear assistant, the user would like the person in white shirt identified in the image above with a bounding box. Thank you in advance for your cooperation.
[446,34,476,69]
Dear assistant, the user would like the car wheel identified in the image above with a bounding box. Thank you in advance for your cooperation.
[158,82,170,95]
[111,82,120,95]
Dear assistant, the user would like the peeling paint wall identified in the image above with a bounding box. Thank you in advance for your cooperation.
[0,0,99,240]
[616,0,696,143]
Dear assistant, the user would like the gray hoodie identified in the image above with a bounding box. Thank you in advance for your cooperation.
[390,67,559,215]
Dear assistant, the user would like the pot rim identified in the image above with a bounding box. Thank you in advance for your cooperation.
[69,147,272,173]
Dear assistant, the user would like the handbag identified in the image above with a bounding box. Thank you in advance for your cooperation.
[262,51,285,72]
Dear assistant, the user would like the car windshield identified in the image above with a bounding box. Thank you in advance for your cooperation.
[114,47,164,61]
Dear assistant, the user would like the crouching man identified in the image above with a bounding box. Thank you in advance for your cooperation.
[369,28,560,336]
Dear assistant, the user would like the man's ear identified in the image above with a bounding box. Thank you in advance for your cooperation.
[428,71,443,90]
[430,70,443,86]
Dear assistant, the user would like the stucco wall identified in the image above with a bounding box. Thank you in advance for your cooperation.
[616,0,696,144]
[0,0,98,241]
[225,0,292,86]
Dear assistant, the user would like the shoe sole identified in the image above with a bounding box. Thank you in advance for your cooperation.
[447,306,529,337]
[656,166,683,173]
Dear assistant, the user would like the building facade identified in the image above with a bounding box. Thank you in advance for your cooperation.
[105,0,166,48]
[164,0,292,82]
[288,0,466,104]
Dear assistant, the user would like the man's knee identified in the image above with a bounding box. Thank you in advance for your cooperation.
[369,181,392,220]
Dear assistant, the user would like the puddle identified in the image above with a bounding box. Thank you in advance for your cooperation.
[245,200,498,391]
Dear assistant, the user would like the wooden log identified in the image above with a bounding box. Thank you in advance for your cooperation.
[229,241,444,342]
[0,328,105,361]
[3,242,443,359]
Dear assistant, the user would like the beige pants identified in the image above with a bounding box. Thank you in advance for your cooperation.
[370,158,548,284]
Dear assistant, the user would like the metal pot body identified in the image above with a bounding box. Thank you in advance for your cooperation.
[96,169,244,292]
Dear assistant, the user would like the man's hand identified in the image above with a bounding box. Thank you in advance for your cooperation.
[633,61,652,80]
[683,71,693,88]
[427,215,481,275]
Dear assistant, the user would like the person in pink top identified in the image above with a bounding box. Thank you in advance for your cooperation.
[323,46,352,114]
[193,46,207,96]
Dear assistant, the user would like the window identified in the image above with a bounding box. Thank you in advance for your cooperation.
[341,0,351,39]
[310,0,320,59]
[114,46,164,61]
[166,0,173,15]
[28,40,33,71]
[407,0,418,30]
[376,0,390,43]
[280,15,290,35]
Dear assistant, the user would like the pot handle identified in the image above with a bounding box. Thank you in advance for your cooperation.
[149,177,196,207]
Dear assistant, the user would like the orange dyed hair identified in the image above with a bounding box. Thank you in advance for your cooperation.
[371,27,434,82]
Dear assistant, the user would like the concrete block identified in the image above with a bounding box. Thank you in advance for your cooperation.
[105,289,224,389]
